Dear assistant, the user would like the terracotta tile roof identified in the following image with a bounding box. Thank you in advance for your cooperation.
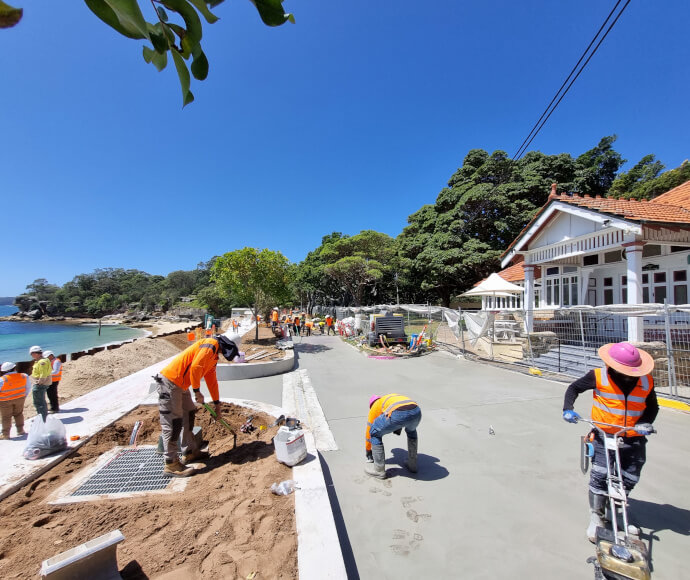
[547,189,690,223]
[651,179,690,208]
[475,258,540,285]
[502,180,690,259]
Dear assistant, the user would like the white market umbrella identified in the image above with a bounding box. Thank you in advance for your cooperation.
[460,273,525,297]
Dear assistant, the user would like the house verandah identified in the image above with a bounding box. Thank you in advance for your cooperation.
[481,180,690,399]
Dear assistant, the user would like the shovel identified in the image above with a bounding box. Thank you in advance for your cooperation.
[202,402,237,448]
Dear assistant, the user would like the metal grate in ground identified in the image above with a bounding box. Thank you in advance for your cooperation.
[71,447,171,497]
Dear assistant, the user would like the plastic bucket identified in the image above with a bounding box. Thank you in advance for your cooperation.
[410,334,418,347]
[273,426,307,466]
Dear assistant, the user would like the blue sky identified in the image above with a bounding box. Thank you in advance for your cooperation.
[1,0,688,296]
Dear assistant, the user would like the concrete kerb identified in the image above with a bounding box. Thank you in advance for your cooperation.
[0,380,346,580]
[217,349,295,380]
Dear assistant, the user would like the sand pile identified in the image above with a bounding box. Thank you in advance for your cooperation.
[23,335,189,419]
[0,403,297,579]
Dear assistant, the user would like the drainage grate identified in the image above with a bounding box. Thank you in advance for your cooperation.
[71,447,172,497]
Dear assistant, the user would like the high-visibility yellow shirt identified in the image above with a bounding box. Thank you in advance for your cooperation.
[31,358,52,380]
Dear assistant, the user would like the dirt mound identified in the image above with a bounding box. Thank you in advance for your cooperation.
[0,404,296,579]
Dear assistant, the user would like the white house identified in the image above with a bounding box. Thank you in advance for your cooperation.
[493,179,690,342]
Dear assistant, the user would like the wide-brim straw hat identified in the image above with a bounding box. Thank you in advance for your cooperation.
[598,342,654,377]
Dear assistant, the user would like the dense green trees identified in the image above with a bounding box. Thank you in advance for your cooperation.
[14,264,212,317]
[12,138,688,316]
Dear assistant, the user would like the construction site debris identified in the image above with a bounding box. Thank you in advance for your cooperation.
[270,480,297,496]
[0,404,297,580]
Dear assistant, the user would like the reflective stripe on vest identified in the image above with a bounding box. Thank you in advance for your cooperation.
[51,359,62,382]
[380,394,418,418]
[592,368,652,436]
[0,373,29,401]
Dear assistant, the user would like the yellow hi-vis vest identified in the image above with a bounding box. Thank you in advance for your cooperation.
[365,394,418,451]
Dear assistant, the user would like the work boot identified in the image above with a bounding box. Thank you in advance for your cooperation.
[406,437,418,473]
[164,459,195,477]
[16,429,27,437]
[364,444,386,479]
[587,491,607,543]
[181,449,210,464]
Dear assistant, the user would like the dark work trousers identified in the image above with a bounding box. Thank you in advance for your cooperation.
[157,375,199,462]
[47,381,60,411]
[294,324,301,336]
[589,432,647,496]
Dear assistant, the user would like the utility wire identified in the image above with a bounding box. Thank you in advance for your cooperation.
[512,0,631,161]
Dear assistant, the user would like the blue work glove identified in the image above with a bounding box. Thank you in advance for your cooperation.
[634,423,654,435]
[563,410,580,424]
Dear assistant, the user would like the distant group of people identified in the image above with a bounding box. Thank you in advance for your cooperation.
[0,345,63,439]
[269,308,337,337]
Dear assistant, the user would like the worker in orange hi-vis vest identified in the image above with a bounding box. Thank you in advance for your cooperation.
[271,308,279,330]
[365,394,421,479]
[43,350,62,414]
[155,335,239,477]
[0,362,30,439]
[562,342,658,543]
[325,314,335,335]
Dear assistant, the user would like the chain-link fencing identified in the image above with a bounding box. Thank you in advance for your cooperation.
[312,303,689,401]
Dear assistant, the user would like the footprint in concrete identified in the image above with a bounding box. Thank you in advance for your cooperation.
[353,476,366,485]
[390,544,410,556]
[369,487,392,497]
[409,533,424,551]
[401,496,423,508]
[406,509,431,523]
[390,533,424,555]
[383,479,392,489]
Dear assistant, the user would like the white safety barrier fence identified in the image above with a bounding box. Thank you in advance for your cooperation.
[313,303,689,401]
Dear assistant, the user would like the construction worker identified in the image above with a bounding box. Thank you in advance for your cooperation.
[325,314,335,335]
[271,307,279,329]
[43,350,62,413]
[304,318,313,337]
[155,334,239,476]
[29,345,52,420]
[0,362,30,439]
[562,342,658,542]
[365,393,421,479]
[293,313,301,336]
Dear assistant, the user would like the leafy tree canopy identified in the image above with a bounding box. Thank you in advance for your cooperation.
[1,0,294,106]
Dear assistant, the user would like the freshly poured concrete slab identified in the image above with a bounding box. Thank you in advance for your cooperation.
[291,336,690,580]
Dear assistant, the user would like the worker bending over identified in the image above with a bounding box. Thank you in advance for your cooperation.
[365,393,422,479]
[156,335,238,476]
[562,342,658,542]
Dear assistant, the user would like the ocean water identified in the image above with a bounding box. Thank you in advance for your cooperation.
[0,305,19,316]
[0,320,148,363]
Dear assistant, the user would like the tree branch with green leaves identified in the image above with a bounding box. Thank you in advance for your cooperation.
[2,0,294,107]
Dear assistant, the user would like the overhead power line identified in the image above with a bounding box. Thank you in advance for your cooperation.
[512,0,632,162]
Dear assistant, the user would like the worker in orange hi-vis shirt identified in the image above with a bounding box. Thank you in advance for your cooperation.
[155,335,238,477]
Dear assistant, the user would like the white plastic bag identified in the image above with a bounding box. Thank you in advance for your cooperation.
[270,480,297,495]
[23,415,68,460]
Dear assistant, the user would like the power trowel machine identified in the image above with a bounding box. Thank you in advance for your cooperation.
[579,418,655,580]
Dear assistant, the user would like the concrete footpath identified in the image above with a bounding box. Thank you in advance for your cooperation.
[216,335,689,580]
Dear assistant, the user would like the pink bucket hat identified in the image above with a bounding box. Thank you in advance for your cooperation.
[598,342,654,377]
[369,395,381,408]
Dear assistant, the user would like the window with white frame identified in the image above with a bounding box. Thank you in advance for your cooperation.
[603,277,614,305]
[673,270,688,304]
